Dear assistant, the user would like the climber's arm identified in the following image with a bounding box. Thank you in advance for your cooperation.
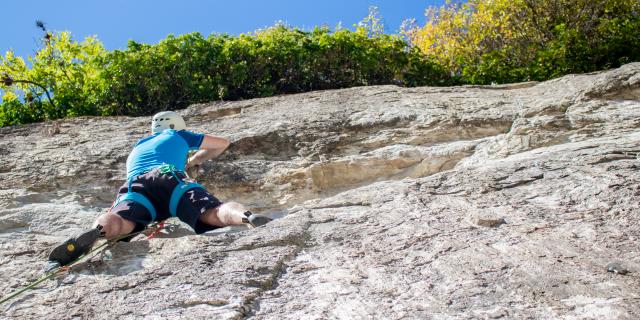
[187,135,230,169]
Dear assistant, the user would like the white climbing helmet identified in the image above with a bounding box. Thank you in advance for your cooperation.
[151,111,186,134]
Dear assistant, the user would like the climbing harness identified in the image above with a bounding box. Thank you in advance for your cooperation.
[111,164,204,220]
[111,178,157,221]
[164,165,205,217]
[0,222,169,306]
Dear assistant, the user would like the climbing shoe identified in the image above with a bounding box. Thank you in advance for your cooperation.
[242,211,273,227]
[47,227,102,267]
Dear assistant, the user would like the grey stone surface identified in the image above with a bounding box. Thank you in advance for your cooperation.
[1,63,640,319]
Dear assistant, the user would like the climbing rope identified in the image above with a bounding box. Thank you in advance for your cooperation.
[0,221,169,306]
[145,221,166,240]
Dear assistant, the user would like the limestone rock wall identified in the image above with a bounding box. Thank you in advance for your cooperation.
[1,63,639,319]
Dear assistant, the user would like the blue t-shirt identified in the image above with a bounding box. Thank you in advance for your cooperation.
[126,129,204,179]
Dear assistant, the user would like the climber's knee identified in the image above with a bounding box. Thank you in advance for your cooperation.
[200,206,224,227]
[200,202,248,227]
[93,213,136,238]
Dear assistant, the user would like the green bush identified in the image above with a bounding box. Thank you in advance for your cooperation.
[1,32,107,124]
[2,1,638,127]
[0,25,449,125]
[96,26,451,116]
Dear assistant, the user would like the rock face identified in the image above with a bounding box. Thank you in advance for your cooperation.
[1,63,640,319]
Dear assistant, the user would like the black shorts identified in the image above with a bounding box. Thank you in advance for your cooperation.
[110,169,222,234]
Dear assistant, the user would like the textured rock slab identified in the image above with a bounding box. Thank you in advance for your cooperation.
[255,133,640,319]
[1,63,640,319]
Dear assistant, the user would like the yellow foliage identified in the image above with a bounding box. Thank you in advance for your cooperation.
[412,0,531,74]
[2,91,18,102]
[412,0,640,79]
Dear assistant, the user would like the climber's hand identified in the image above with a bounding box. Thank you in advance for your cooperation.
[186,157,202,179]
[186,164,201,179]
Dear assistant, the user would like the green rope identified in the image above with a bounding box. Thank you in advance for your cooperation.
[0,269,61,306]
[0,223,164,306]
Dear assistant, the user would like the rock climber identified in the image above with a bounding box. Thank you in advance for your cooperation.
[47,111,272,267]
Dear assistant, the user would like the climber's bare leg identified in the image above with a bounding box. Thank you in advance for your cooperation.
[93,212,136,238]
[48,212,136,267]
[199,201,248,227]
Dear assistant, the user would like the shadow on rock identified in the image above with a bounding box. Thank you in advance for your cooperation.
[70,240,151,276]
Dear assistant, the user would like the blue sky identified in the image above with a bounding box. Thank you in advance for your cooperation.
[1,0,445,58]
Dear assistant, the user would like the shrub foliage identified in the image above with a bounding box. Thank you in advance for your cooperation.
[410,0,640,84]
[1,1,639,126]
[0,25,447,126]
